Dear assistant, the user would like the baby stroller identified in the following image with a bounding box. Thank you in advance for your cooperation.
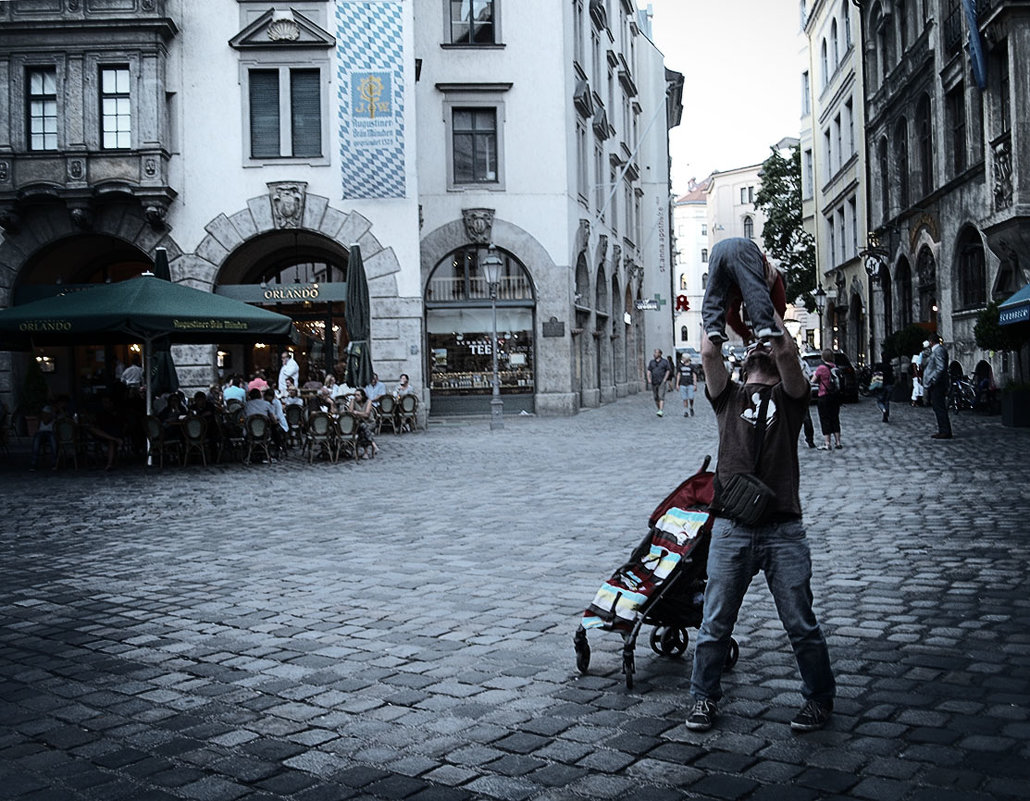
[573,456,740,689]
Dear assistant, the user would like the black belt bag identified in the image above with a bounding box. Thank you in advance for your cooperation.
[719,472,777,526]
[719,393,777,525]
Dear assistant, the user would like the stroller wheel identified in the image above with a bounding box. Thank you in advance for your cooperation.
[724,637,740,670]
[574,627,591,674]
[623,651,635,690]
[649,626,688,657]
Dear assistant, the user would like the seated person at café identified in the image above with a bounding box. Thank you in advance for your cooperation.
[158,392,188,441]
[281,384,304,407]
[263,388,289,450]
[247,370,269,393]
[394,373,415,397]
[347,387,380,458]
[364,373,387,406]
[277,375,297,400]
[223,376,247,405]
[244,387,276,423]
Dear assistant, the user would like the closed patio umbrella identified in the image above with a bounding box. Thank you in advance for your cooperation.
[343,243,374,390]
[149,248,180,397]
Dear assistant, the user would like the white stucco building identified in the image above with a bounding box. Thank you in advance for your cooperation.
[672,178,711,353]
[0,0,681,420]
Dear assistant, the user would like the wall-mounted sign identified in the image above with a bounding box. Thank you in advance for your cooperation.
[635,299,660,311]
[542,316,565,337]
[215,282,349,304]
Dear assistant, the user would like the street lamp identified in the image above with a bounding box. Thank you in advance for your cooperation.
[481,246,505,431]
[812,285,827,350]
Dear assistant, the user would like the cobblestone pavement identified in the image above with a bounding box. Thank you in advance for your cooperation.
[2,391,1029,801]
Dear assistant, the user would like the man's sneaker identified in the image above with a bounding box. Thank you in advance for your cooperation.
[790,699,832,732]
[684,410,689,417]
[686,698,718,731]
[657,409,663,417]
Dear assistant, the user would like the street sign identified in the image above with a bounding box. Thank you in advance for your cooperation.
[635,299,660,311]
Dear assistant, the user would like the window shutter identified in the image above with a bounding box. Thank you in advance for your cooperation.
[290,69,321,157]
[250,70,280,158]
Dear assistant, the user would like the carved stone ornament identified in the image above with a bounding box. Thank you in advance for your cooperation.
[68,160,84,180]
[145,203,168,229]
[611,244,622,271]
[993,139,1013,210]
[0,161,9,183]
[70,207,93,230]
[141,0,155,10]
[574,218,590,256]
[269,182,307,229]
[0,208,21,234]
[68,0,79,10]
[596,234,608,264]
[268,18,301,41]
[144,157,157,177]
[462,208,495,244]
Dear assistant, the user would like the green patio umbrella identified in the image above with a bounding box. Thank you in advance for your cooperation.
[0,272,295,415]
[343,243,374,389]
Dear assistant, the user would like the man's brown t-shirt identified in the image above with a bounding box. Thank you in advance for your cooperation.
[708,380,808,520]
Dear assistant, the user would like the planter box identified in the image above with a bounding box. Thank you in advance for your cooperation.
[1001,388,1030,427]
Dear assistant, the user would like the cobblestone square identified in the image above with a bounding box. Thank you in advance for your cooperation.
[2,394,1028,800]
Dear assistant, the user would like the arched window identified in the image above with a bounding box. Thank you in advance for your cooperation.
[916,246,937,323]
[868,4,882,87]
[842,0,852,47]
[821,39,829,86]
[917,94,933,197]
[680,325,689,342]
[743,216,754,239]
[893,117,909,208]
[702,272,709,290]
[898,0,909,50]
[956,227,986,310]
[880,265,894,336]
[679,273,688,291]
[831,21,839,68]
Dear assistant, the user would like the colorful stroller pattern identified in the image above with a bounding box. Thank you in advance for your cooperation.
[574,456,740,689]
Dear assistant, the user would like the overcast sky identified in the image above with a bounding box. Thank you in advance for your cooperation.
[644,0,803,194]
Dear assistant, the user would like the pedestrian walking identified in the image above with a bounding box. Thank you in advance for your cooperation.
[645,348,671,417]
[676,353,697,417]
[688,293,835,733]
[922,334,953,439]
[813,349,843,450]
[873,352,895,423]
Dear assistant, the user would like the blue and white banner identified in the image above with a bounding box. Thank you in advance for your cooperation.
[336,1,405,198]
[962,0,987,90]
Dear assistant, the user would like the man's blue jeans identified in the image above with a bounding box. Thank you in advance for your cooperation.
[690,516,835,705]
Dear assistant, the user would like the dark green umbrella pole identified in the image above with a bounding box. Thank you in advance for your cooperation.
[343,244,374,389]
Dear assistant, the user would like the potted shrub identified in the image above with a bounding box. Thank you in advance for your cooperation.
[974,302,1030,427]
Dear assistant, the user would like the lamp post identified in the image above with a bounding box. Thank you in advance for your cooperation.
[812,285,827,350]
[481,246,505,430]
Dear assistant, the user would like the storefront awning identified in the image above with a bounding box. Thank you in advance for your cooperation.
[999,283,1030,326]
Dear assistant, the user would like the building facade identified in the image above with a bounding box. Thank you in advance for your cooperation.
[859,0,1030,382]
[802,0,870,363]
[671,178,710,353]
[0,0,681,419]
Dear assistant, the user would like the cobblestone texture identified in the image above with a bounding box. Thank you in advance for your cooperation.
[2,394,1029,799]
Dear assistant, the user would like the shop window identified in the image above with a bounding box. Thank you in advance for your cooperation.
[426,246,534,401]
[100,67,131,150]
[27,67,58,151]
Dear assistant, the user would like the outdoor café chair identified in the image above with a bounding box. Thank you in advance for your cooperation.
[376,393,398,434]
[54,417,84,469]
[334,412,359,462]
[244,414,274,464]
[284,403,305,449]
[302,411,335,463]
[397,393,419,433]
[144,415,181,468]
[182,415,208,467]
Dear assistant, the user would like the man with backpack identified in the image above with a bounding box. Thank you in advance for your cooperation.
[813,349,843,450]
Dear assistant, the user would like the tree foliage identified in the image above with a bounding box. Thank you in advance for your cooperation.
[755,144,817,311]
